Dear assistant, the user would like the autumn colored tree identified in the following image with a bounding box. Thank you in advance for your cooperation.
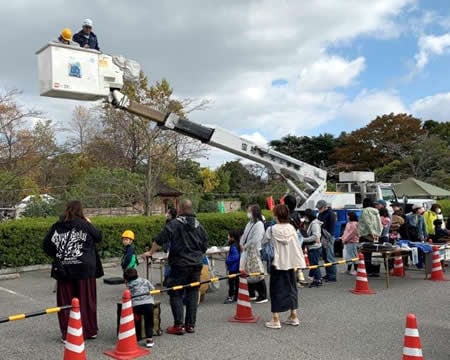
[333,113,426,170]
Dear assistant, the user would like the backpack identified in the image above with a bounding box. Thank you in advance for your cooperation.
[321,227,334,248]
[289,212,302,230]
[264,219,275,230]
[260,227,274,263]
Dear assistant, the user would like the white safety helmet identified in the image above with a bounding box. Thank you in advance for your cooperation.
[82,18,93,27]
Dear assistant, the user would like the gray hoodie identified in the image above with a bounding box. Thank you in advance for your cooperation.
[127,277,155,307]
[302,219,322,250]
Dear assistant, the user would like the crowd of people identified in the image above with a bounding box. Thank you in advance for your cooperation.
[42,196,449,346]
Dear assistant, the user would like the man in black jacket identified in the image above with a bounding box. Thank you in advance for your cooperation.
[73,18,100,50]
[145,199,208,335]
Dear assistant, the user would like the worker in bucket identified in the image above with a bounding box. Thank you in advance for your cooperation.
[73,18,100,50]
[56,28,79,46]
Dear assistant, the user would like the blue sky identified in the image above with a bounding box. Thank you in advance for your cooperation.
[0,1,449,167]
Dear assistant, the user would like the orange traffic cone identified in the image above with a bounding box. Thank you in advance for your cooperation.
[104,289,150,360]
[229,273,259,323]
[350,253,375,295]
[429,246,448,281]
[63,298,86,360]
[304,248,310,267]
[391,255,405,277]
[402,313,424,360]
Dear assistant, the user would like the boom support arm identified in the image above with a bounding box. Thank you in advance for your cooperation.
[111,90,327,209]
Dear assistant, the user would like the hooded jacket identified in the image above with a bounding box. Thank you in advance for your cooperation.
[263,223,305,270]
[302,219,322,250]
[358,207,382,238]
[154,215,208,267]
[43,217,102,280]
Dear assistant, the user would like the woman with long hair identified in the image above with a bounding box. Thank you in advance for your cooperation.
[43,200,103,342]
[240,204,268,303]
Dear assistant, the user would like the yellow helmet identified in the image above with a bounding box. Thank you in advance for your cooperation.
[60,28,72,41]
[121,230,135,240]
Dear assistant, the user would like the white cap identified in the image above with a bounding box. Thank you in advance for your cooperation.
[82,18,93,27]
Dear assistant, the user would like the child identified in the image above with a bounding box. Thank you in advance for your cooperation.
[224,229,242,304]
[124,268,155,348]
[121,230,139,272]
[341,212,359,275]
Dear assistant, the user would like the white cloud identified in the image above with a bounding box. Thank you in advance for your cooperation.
[241,132,268,146]
[415,33,450,70]
[340,90,407,126]
[411,92,450,121]
[0,0,425,169]
[298,56,366,91]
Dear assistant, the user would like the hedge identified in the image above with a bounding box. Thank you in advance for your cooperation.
[0,212,271,268]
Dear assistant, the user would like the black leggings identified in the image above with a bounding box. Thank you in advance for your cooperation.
[228,272,240,300]
[134,303,154,339]
[248,279,267,299]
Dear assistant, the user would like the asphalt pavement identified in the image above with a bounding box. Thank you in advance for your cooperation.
[0,259,449,360]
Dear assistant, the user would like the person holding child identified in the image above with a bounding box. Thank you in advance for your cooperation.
[124,268,155,348]
[224,229,242,304]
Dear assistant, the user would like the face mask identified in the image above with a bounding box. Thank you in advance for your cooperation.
[247,212,252,219]
[437,209,442,214]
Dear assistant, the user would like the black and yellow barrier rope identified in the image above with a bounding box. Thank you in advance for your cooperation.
[145,257,360,296]
[1,258,362,321]
[0,304,71,324]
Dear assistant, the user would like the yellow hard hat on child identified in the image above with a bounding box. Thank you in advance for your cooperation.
[61,28,72,41]
[122,230,135,240]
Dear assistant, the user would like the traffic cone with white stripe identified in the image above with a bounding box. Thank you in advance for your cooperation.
[391,255,405,277]
[350,253,375,295]
[402,313,424,360]
[304,248,310,267]
[229,273,259,323]
[104,289,150,359]
[63,298,86,360]
[429,246,447,281]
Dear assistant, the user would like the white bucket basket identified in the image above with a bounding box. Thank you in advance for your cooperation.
[36,43,123,101]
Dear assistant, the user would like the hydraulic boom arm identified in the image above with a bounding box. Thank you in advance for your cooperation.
[111,90,327,209]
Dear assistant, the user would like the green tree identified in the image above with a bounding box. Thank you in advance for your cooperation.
[423,120,450,145]
[217,160,263,194]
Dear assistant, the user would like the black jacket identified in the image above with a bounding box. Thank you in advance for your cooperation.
[155,215,208,267]
[73,30,100,50]
[318,208,336,236]
[43,218,103,280]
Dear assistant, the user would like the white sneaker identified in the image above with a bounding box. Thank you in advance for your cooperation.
[265,320,281,329]
[282,317,300,326]
[249,296,257,301]
[350,270,357,276]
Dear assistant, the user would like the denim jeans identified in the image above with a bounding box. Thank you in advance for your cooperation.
[167,265,202,326]
[308,248,322,282]
[322,238,337,280]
